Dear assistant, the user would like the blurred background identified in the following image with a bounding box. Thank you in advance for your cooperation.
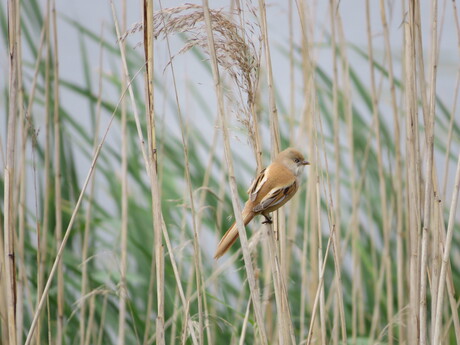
[1,0,460,344]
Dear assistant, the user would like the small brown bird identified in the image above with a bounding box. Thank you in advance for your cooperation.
[214,148,310,259]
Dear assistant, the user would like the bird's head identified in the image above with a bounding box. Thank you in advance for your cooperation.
[276,148,310,176]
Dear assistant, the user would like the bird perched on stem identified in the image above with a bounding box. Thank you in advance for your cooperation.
[214,148,310,259]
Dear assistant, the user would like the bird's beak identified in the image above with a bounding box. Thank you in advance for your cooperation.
[301,160,310,166]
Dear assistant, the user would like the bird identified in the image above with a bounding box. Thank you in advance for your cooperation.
[214,148,310,259]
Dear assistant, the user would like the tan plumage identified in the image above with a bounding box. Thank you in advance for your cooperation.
[214,148,309,259]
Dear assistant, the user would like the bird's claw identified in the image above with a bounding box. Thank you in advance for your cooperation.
[262,215,273,224]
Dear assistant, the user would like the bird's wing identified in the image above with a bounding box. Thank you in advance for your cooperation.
[247,168,267,202]
[253,179,298,213]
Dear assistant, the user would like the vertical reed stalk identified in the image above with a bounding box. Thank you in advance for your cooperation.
[379,1,404,343]
[201,1,268,344]
[329,0,341,257]
[441,0,460,200]
[316,181,326,345]
[433,152,460,343]
[37,2,51,341]
[266,223,296,344]
[117,0,128,342]
[365,1,393,342]
[404,12,421,343]
[155,3,208,344]
[143,1,166,344]
[257,0,280,155]
[15,2,26,341]
[80,24,104,345]
[4,0,20,343]
[296,1,321,340]
[419,0,438,343]
[51,1,64,343]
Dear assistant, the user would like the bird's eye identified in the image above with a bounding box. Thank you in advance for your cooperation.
[294,158,300,163]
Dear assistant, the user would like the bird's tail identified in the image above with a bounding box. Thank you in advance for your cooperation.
[214,209,254,259]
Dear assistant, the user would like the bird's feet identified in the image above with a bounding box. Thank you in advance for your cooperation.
[262,215,273,224]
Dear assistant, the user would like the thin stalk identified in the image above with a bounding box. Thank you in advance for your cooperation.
[379,1,404,343]
[51,1,64,343]
[143,1,167,344]
[305,228,334,345]
[441,0,460,200]
[365,1,393,342]
[329,0,341,265]
[37,2,52,341]
[404,15,421,344]
[155,2,206,344]
[419,0,438,343]
[96,294,108,345]
[258,0,280,154]
[266,222,296,345]
[79,24,104,345]
[238,298,251,345]
[15,2,25,341]
[201,1,268,343]
[442,72,460,200]
[433,152,460,343]
[315,59,347,344]
[84,294,96,345]
[316,181,326,345]
[296,0,320,339]
[336,7,362,341]
[257,2,291,337]
[4,0,19,343]
[117,0,128,342]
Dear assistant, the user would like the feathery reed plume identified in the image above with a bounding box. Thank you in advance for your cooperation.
[122,4,260,106]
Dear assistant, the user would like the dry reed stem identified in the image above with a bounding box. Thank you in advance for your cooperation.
[295,1,321,339]
[316,180,326,345]
[37,1,52,340]
[313,55,347,343]
[51,2,64,343]
[117,0,128,342]
[238,298,251,345]
[200,1,268,343]
[266,223,296,344]
[365,0,393,342]
[5,0,20,343]
[419,0,438,343]
[335,6,363,341]
[19,5,48,344]
[257,0,295,339]
[142,1,168,344]
[146,218,199,345]
[378,1,404,343]
[442,0,460,199]
[433,152,460,343]
[257,0,280,156]
[404,14,421,343]
[442,72,460,200]
[154,2,209,343]
[110,0,150,175]
[15,0,26,341]
[330,3,345,344]
[305,228,334,345]
[79,23,104,345]
[413,2,460,340]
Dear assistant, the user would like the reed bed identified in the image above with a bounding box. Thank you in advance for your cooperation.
[1,0,460,344]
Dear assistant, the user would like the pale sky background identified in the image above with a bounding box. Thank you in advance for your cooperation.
[1,0,459,208]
